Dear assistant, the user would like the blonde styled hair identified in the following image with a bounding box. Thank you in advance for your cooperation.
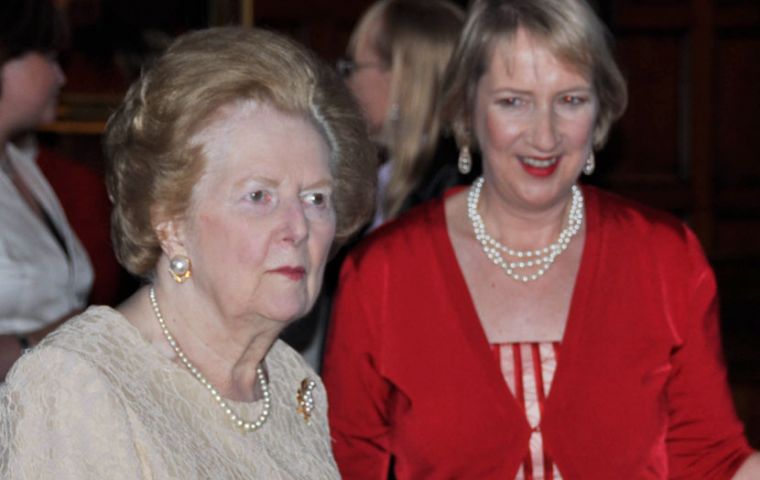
[106,27,376,276]
[350,0,464,220]
[443,0,628,150]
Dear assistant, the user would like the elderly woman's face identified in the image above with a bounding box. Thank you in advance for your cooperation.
[178,102,335,324]
[473,28,597,212]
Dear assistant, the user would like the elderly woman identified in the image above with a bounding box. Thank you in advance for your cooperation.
[0,27,374,478]
[0,0,93,380]
[322,0,760,478]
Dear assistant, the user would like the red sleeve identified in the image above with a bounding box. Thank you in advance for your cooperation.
[666,228,753,479]
[322,253,393,479]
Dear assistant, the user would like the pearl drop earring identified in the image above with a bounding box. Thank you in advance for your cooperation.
[583,152,595,176]
[458,145,472,175]
[169,255,191,283]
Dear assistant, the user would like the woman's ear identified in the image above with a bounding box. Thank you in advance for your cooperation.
[153,209,189,259]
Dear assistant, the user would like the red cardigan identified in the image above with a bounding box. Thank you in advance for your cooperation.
[322,186,752,479]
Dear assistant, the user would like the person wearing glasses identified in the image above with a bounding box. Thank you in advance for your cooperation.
[284,0,475,371]
[322,0,760,477]
[340,0,475,229]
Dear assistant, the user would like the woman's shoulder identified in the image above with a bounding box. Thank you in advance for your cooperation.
[586,185,707,267]
[587,185,694,242]
[0,309,141,478]
[7,306,139,387]
[44,305,131,350]
[4,308,127,393]
[347,195,450,266]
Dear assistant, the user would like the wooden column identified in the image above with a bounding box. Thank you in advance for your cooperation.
[690,0,715,251]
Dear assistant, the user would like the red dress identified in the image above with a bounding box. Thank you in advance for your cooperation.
[322,185,752,479]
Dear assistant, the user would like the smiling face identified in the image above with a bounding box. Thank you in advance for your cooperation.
[473,28,597,212]
[174,101,336,325]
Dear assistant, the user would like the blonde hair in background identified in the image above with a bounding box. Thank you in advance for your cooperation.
[443,0,628,152]
[350,0,465,220]
[105,27,376,277]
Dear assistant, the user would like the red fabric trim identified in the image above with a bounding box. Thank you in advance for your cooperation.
[530,343,554,480]
[512,345,532,479]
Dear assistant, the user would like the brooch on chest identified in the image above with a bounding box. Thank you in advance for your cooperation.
[296,378,317,424]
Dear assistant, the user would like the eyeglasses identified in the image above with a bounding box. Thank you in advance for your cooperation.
[336,57,386,78]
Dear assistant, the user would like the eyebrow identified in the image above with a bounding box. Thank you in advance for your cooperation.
[233,176,334,190]
[489,87,533,96]
[229,175,276,191]
[303,178,334,190]
[488,85,594,97]
[557,86,594,94]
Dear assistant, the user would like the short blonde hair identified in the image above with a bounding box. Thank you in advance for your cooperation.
[106,27,376,276]
[443,0,628,150]
[349,0,464,220]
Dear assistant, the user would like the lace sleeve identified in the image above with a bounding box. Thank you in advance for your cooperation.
[0,345,148,479]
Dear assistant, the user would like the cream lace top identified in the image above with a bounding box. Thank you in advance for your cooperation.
[0,306,339,479]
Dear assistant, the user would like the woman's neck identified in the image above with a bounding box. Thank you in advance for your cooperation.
[479,185,574,251]
[125,282,278,402]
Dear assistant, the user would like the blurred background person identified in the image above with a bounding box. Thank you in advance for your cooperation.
[0,0,93,380]
[1,27,374,478]
[340,0,475,229]
[287,0,473,370]
[322,0,760,478]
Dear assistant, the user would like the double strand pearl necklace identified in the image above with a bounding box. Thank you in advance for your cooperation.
[149,287,271,432]
[467,176,584,283]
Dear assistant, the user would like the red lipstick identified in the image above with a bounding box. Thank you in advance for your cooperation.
[271,266,306,281]
[519,156,560,177]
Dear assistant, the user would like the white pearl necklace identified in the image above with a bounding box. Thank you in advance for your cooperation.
[149,287,271,432]
[467,177,584,283]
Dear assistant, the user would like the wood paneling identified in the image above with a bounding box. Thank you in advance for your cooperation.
[255,0,374,61]
[714,35,760,185]
[610,34,684,180]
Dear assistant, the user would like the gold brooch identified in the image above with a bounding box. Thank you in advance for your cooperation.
[296,378,317,424]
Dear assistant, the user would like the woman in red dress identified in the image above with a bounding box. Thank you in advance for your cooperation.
[322,0,760,478]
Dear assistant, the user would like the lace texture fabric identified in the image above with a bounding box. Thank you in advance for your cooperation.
[0,306,339,479]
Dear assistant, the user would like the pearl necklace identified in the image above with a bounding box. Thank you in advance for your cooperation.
[148,287,271,432]
[467,177,584,283]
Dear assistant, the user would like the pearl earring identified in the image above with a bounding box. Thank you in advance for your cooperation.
[169,255,191,283]
[583,152,595,176]
[458,145,472,175]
